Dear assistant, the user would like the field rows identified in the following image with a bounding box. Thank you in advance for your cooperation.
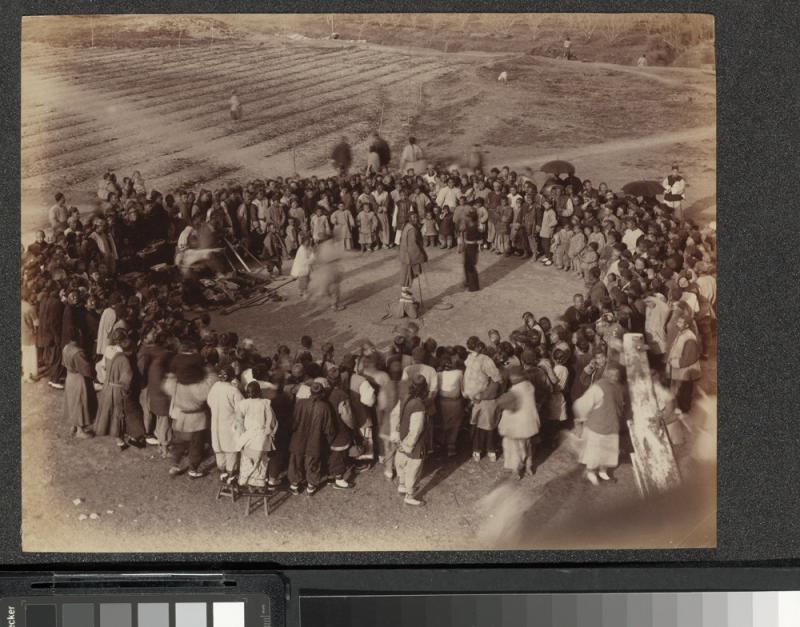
[23,47,444,174]
[22,38,450,203]
[21,47,381,157]
[22,41,288,78]
[21,45,428,145]
[22,54,441,181]
[21,45,346,131]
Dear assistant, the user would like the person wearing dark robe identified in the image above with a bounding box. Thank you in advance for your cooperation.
[288,381,336,495]
[94,336,146,450]
[331,137,352,176]
[145,194,170,242]
[61,290,85,355]
[265,382,293,490]
[325,366,355,489]
[563,293,588,332]
[369,132,391,169]
[38,285,64,388]
[138,331,174,456]
[398,211,427,289]
[462,212,481,292]
[62,328,96,438]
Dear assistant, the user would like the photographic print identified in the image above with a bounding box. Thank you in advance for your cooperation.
[20,13,717,552]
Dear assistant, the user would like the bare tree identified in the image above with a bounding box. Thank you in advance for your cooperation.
[658,14,687,51]
[525,14,547,42]
[600,14,629,45]
[355,14,370,40]
[457,14,473,32]
[570,14,598,43]
[496,14,519,37]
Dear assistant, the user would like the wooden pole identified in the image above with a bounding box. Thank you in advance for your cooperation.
[224,238,252,273]
[623,333,682,497]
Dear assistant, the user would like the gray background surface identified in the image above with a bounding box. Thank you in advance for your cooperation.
[1,0,798,569]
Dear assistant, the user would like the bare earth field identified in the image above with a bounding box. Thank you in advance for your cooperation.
[22,246,716,553]
[20,31,716,553]
[21,36,715,235]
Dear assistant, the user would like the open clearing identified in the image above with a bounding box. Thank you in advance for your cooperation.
[22,35,715,234]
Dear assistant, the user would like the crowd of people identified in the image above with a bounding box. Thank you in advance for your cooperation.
[21,137,717,503]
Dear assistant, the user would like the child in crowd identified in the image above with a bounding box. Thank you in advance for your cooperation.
[538,201,558,266]
[438,205,455,249]
[551,223,570,270]
[295,335,314,364]
[579,241,600,278]
[422,210,438,247]
[284,218,299,257]
[357,203,377,253]
[588,222,606,249]
[568,222,587,275]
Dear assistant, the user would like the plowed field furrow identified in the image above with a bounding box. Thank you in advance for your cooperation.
[22,55,426,170]
[21,45,328,109]
[20,48,384,143]
[22,42,286,81]
[20,47,344,143]
[238,62,446,151]
[20,51,387,160]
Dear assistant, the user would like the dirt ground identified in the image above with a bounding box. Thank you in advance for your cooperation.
[21,33,715,238]
[22,245,716,553]
[20,27,717,554]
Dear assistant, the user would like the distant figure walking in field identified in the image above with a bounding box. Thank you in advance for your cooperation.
[637,53,649,67]
[229,92,242,121]
[331,137,353,176]
[368,131,391,171]
[399,136,425,175]
[563,35,572,60]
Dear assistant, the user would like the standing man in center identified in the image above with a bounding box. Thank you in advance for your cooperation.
[398,211,428,300]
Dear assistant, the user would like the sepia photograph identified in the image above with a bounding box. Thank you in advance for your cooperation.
[20,13,717,553]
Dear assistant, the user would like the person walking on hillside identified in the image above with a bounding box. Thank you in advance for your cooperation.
[563,35,572,60]
[331,137,352,176]
[399,136,425,175]
[229,92,242,121]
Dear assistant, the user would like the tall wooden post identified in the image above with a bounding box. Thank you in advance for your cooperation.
[623,333,682,497]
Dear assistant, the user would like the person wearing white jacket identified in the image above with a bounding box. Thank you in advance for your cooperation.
[497,366,540,479]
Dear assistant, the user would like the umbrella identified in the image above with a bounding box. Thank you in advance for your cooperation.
[622,180,664,198]
[539,160,576,175]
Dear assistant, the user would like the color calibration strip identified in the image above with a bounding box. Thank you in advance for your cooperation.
[299,591,800,627]
[6,598,261,627]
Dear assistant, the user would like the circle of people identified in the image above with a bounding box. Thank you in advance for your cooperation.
[21,143,716,502]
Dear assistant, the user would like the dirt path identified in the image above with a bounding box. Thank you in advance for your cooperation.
[500,124,716,170]
[534,55,716,95]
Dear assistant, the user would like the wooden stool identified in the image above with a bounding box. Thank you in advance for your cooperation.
[242,485,270,518]
[216,481,240,502]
